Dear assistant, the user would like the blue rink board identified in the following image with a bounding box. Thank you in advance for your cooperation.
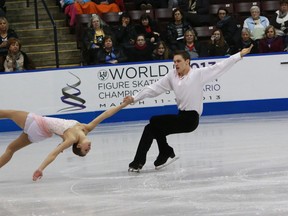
[1,98,288,132]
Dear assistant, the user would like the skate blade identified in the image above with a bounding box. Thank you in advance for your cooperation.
[155,156,179,170]
[128,167,140,173]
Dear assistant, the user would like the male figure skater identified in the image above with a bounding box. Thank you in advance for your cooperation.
[124,46,253,172]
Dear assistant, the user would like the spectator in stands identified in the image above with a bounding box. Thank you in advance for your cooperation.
[258,25,285,53]
[270,0,288,50]
[63,0,98,27]
[243,6,270,41]
[63,0,120,27]
[0,38,35,72]
[91,0,121,16]
[178,0,211,27]
[233,28,258,54]
[96,35,127,64]
[212,7,241,49]
[0,17,18,56]
[82,14,114,65]
[151,40,173,60]
[208,29,230,57]
[166,8,192,52]
[126,34,154,62]
[114,12,137,49]
[179,28,205,58]
[60,0,71,10]
[135,14,160,45]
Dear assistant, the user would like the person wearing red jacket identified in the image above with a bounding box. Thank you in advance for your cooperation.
[259,25,285,53]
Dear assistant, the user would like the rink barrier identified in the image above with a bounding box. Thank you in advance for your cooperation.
[1,98,288,132]
[0,52,288,132]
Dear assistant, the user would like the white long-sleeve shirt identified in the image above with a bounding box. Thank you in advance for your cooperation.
[133,52,242,115]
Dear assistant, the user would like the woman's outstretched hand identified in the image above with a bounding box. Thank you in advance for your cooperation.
[33,169,43,181]
[240,44,253,57]
[123,96,134,104]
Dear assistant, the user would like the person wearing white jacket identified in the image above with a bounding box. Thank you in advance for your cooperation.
[243,6,270,41]
[270,0,288,50]
[124,45,253,172]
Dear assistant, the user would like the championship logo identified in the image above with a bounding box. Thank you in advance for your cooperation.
[58,72,86,112]
[97,69,109,81]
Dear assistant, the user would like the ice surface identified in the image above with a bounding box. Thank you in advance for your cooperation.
[1,112,288,216]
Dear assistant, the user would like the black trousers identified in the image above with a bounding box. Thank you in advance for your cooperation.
[132,110,199,164]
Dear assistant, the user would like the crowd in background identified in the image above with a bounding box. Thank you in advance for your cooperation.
[60,0,288,66]
[0,0,288,71]
[0,3,35,72]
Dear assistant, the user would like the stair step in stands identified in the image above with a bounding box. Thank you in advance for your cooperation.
[5,0,81,69]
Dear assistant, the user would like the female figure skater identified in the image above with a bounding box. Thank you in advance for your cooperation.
[0,101,129,181]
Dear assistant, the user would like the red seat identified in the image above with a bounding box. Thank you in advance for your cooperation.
[128,9,155,23]
[234,1,261,25]
[261,0,279,18]
[234,1,260,13]
[154,8,173,22]
[194,26,216,39]
[75,14,92,49]
[209,3,234,15]
[101,12,122,27]
[153,8,173,34]
[125,2,136,11]
[261,0,279,12]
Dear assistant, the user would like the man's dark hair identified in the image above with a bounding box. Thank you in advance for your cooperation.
[119,12,131,23]
[173,50,191,61]
[217,7,229,16]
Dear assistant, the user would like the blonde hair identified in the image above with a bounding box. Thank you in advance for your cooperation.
[184,28,197,41]
[264,25,276,38]
[0,17,9,30]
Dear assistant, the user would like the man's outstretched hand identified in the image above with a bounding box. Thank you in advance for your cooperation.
[33,169,43,181]
[123,96,134,104]
[240,44,253,57]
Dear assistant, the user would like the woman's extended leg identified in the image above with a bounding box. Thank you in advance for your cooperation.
[0,110,29,129]
[0,132,31,168]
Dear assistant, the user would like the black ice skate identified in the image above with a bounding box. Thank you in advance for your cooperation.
[154,150,179,170]
[128,161,144,173]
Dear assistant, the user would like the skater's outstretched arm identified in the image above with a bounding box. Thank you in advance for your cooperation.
[240,45,253,57]
[32,136,77,181]
[124,96,134,104]
[33,101,129,181]
[84,101,129,133]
